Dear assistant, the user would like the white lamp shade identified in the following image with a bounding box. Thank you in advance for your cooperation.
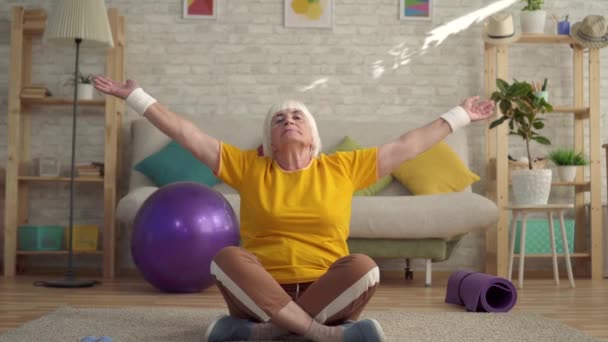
[45,0,114,48]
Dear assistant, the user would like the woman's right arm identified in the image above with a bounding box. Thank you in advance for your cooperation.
[93,76,220,173]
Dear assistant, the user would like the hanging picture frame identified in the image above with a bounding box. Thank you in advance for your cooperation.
[400,0,432,21]
[284,0,333,29]
[183,0,216,19]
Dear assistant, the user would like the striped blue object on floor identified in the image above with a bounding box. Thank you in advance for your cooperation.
[80,336,112,342]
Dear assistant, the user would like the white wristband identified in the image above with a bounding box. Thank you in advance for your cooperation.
[126,88,157,116]
[440,106,470,132]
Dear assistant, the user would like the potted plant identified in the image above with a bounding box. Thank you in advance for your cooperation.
[520,0,546,34]
[547,148,589,182]
[65,72,95,100]
[76,73,95,100]
[489,78,554,205]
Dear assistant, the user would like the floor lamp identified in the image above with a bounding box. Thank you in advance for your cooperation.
[35,0,114,288]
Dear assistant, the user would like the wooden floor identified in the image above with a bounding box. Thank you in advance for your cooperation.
[0,272,607,340]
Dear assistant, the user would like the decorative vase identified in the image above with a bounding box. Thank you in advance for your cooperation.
[520,10,547,34]
[557,166,577,182]
[511,169,552,205]
[77,83,94,100]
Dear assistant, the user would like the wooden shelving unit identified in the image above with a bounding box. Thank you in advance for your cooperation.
[3,7,126,278]
[484,34,604,280]
[18,176,105,183]
[20,97,106,107]
[17,250,103,256]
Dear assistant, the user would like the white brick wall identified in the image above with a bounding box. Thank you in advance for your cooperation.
[1,0,607,274]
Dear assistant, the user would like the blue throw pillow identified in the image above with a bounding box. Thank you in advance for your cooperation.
[134,140,220,187]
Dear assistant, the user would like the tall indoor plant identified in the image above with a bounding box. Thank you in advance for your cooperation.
[520,0,546,34]
[490,78,554,204]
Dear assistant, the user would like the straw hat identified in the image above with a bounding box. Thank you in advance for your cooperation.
[570,15,608,49]
[482,13,521,45]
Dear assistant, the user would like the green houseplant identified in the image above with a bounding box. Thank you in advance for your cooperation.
[77,73,94,84]
[521,0,543,11]
[489,78,554,204]
[548,148,589,182]
[64,72,94,85]
[76,74,94,100]
[65,72,95,100]
[520,0,546,34]
[489,78,553,169]
[547,148,589,166]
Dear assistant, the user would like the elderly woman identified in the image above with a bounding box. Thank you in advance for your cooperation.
[94,76,494,342]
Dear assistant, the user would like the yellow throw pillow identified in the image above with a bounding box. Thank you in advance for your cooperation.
[391,141,480,195]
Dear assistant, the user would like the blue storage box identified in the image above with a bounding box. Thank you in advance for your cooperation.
[513,219,575,254]
[18,225,64,251]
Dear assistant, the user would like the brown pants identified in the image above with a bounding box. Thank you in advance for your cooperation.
[210,246,379,325]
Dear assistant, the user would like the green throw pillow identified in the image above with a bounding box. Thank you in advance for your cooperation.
[134,140,220,187]
[333,136,393,196]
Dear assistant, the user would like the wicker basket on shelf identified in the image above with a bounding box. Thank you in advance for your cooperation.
[508,158,548,181]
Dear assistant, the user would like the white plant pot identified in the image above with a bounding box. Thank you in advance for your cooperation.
[520,10,547,34]
[511,169,552,205]
[77,83,94,100]
[557,166,577,182]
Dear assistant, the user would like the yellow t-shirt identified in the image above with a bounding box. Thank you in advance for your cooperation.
[217,143,378,284]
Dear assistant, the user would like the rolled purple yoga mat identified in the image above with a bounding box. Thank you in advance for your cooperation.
[445,270,517,312]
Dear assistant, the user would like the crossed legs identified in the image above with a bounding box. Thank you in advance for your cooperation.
[207,246,382,341]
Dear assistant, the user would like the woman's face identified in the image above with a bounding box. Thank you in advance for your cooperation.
[270,108,313,154]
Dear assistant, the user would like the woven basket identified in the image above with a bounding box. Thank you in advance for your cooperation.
[508,158,548,181]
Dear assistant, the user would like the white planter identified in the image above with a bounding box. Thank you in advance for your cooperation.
[520,10,546,34]
[77,83,94,100]
[511,169,552,205]
[557,166,577,182]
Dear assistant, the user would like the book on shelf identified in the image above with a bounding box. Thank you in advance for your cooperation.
[20,84,52,99]
[23,9,47,20]
[76,162,104,177]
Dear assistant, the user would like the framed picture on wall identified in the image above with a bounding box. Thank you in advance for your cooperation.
[400,0,432,21]
[183,0,216,19]
[284,0,333,28]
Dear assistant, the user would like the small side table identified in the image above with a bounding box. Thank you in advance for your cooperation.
[507,204,576,289]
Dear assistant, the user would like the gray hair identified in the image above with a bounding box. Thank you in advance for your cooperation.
[262,100,322,159]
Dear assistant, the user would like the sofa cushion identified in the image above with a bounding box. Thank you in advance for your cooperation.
[213,183,238,194]
[391,141,479,195]
[348,192,498,239]
[117,185,238,224]
[116,186,158,224]
[209,192,497,240]
[134,140,221,187]
[118,189,496,240]
[333,136,393,196]
[347,236,465,262]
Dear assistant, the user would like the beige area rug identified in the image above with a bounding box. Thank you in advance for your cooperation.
[0,306,600,342]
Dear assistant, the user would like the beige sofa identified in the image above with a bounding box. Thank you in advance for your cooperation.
[117,116,498,286]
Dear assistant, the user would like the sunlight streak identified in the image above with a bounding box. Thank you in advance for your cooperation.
[372,0,519,79]
[301,1,521,88]
[299,77,329,92]
[422,0,518,50]
[372,60,385,79]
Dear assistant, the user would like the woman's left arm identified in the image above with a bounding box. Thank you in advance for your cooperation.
[377,96,495,178]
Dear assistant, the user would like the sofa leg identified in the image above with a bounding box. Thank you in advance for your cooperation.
[404,258,413,281]
[425,259,432,287]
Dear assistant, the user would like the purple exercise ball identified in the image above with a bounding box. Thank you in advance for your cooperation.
[131,182,240,293]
